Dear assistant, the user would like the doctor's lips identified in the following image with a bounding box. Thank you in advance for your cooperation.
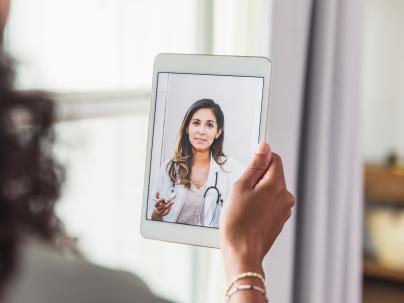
[194,137,207,143]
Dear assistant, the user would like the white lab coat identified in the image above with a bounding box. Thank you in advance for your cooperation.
[149,156,244,228]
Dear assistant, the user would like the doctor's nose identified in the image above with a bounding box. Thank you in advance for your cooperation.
[196,125,207,134]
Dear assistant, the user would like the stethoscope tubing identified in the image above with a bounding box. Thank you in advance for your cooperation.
[169,171,223,206]
[203,172,223,206]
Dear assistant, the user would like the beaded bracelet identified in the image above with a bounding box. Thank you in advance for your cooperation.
[226,284,268,302]
[225,272,266,296]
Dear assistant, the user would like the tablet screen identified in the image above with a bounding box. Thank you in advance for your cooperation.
[147,72,264,229]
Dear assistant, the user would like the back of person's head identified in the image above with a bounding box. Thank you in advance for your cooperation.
[0,42,63,295]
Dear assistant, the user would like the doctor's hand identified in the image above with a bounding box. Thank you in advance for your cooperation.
[151,192,174,221]
[220,143,295,283]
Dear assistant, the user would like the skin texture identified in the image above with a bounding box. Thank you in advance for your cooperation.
[152,108,222,220]
[188,108,222,188]
[187,108,222,153]
[220,143,295,302]
[0,0,9,32]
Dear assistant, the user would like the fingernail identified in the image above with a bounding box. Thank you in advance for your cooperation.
[257,142,269,154]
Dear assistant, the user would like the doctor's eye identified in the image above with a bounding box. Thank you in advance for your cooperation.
[207,123,214,128]
[191,120,200,126]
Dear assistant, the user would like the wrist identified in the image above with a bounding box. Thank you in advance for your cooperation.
[221,245,265,282]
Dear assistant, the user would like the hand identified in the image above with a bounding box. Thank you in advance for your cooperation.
[220,142,295,280]
[151,192,174,221]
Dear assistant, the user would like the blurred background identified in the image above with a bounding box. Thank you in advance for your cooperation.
[3,0,404,302]
[361,1,404,302]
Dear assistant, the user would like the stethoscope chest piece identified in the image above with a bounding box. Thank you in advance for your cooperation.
[167,187,176,200]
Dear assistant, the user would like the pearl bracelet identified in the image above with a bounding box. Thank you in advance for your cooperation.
[226,284,268,302]
[225,271,266,296]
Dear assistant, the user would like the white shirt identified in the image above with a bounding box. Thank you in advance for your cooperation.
[149,156,244,228]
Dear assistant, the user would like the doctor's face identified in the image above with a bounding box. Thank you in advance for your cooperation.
[187,108,222,152]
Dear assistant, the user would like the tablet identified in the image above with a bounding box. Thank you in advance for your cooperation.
[140,54,271,248]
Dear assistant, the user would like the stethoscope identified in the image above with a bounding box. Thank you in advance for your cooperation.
[203,171,224,207]
[168,171,224,206]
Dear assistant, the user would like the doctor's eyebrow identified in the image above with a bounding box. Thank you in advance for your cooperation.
[191,118,217,124]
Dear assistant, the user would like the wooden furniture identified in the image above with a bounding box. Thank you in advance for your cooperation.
[364,259,404,284]
[363,278,404,303]
[365,164,404,205]
[363,164,404,303]
[363,164,404,287]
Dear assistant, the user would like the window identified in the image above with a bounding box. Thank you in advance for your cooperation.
[5,1,272,302]
[6,0,199,91]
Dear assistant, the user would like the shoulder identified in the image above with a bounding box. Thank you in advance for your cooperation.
[221,156,245,175]
[4,238,172,303]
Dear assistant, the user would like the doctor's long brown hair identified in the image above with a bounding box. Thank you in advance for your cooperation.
[167,99,226,188]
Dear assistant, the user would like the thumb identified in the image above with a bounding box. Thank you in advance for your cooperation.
[239,142,272,188]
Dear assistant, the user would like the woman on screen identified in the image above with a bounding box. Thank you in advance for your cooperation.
[151,99,244,228]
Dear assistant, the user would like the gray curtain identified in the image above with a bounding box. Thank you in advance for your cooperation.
[269,0,364,302]
[263,0,313,302]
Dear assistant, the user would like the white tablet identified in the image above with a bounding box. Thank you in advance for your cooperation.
[140,54,271,248]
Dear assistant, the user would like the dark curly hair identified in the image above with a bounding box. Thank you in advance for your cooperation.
[0,47,64,294]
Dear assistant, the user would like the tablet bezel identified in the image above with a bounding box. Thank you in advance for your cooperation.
[140,53,272,248]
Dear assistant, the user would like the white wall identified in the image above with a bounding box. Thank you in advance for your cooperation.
[159,73,263,165]
[362,0,404,162]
